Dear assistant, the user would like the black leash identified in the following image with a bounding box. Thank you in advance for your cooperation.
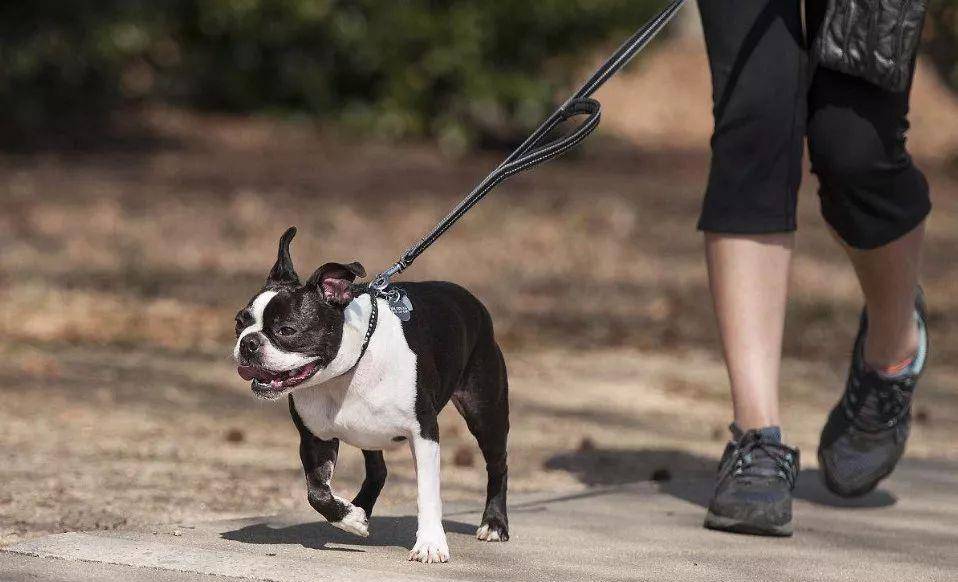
[368,0,687,293]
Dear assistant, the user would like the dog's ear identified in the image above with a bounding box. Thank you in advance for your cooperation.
[306,261,366,305]
[266,227,300,286]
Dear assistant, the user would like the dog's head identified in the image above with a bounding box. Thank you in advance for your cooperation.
[232,227,366,400]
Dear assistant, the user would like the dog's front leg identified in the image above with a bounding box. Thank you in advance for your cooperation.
[408,435,449,563]
[298,434,369,537]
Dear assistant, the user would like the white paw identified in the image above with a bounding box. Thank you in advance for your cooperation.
[475,523,502,542]
[330,505,369,538]
[408,529,449,564]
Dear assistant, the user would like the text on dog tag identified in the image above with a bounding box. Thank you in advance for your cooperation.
[388,291,413,321]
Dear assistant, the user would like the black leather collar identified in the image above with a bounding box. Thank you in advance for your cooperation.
[355,291,378,365]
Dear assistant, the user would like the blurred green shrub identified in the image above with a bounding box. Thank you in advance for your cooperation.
[0,1,163,134]
[0,0,662,148]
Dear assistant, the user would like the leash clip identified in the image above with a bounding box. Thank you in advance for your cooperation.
[367,274,411,321]
[369,256,410,295]
[369,276,403,306]
[369,275,390,294]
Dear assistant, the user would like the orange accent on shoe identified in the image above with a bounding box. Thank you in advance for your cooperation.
[874,355,915,377]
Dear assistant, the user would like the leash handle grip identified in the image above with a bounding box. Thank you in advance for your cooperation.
[507,97,602,171]
[392,97,602,273]
[371,98,601,288]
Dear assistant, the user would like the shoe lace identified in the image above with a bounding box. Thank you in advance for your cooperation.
[730,433,798,489]
[844,373,915,431]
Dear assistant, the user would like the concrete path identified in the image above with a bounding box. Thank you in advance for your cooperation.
[2,459,956,582]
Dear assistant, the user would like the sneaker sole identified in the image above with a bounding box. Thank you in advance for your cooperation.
[703,511,793,537]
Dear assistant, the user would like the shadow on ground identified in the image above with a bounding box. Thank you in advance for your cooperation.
[224,448,898,554]
[221,516,476,552]
[545,448,897,509]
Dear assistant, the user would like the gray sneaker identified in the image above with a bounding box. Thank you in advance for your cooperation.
[818,291,928,498]
[704,425,800,537]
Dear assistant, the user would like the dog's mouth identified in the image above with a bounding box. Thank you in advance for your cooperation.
[237,361,320,394]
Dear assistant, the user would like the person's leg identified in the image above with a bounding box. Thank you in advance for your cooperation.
[705,233,793,430]
[806,5,931,496]
[842,223,923,369]
[696,0,805,535]
[807,61,930,368]
[697,0,806,431]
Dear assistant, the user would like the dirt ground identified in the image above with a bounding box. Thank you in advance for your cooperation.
[2,48,958,548]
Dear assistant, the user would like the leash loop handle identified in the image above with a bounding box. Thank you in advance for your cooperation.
[507,97,602,174]
[429,97,599,231]
[374,97,601,287]
[486,97,602,192]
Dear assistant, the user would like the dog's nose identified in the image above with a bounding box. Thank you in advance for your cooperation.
[240,334,263,359]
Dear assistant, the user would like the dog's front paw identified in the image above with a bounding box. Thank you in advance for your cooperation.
[408,529,449,563]
[476,517,509,542]
[330,505,369,538]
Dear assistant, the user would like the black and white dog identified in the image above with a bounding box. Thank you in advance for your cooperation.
[232,228,509,563]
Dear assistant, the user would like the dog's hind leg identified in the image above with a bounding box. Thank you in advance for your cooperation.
[453,338,510,542]
[352,450,387,518]
[291,401,369,537]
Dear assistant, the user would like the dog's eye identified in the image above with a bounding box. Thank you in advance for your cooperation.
[277,326,297,337]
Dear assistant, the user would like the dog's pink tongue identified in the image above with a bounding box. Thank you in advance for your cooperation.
[237,366,256,381]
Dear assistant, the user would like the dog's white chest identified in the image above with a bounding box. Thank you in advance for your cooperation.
[291,307,419,450]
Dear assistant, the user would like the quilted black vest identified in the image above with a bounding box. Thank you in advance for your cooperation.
[814,0,929,92]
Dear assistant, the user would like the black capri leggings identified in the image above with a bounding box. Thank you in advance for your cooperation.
[696,0,930,249]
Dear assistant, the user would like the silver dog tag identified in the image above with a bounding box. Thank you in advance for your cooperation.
[387,290,413,321]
